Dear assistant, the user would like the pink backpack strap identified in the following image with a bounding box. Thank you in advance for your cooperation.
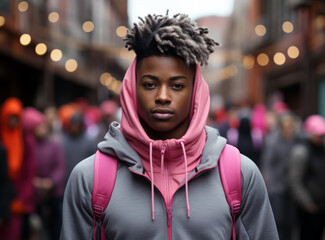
[92,150,117,240]
[218,144,242,240]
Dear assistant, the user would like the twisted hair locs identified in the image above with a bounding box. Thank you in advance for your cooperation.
[123,14,219,66]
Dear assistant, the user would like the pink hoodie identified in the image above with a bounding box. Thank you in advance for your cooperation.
[120,58,210,219]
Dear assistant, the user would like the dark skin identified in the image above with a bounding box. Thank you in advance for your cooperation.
[136,56,195,140]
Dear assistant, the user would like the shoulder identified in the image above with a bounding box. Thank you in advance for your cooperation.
[67,155,95,192]
[239,154,267,195]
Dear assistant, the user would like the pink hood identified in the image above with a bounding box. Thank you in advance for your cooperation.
[120,58,210,218]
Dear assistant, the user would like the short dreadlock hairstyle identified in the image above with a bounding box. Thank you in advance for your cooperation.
[124,13,219,67]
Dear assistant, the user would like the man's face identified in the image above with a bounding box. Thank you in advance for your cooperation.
[136,56,194,140]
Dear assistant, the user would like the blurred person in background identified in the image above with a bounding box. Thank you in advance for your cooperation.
[44,106,64,144]
[289,115,325,240]
[30,107,66,240]
[0,98,36,240]
[227,108,263,168]
[84,105,102,141]
[0,143,15,229]
[261,112,299,240]
[61,109,97,181]
[96,100,118,143]
[20,107,51,240]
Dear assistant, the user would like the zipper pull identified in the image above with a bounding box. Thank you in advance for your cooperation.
[161,143,167,155]
[161,143,167,173]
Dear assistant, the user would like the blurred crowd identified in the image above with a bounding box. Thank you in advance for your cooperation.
[0,97,120,240]
[0,96,325,240]
[208,101,325,240]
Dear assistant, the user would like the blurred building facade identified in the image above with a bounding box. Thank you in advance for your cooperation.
[0,0,129,108]
[227,0,325,118]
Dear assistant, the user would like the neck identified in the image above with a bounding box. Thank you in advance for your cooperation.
[140,118,189,140]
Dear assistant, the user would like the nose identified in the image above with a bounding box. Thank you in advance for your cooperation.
[155,85,171,104]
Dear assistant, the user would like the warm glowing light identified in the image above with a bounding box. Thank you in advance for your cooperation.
[82,21,94,33]
[282,21,294,33]
[273,52,286,65]
[255,24,267,37]
[35,43,47,55]
[315,15,325,29]
[50,49,62,61]
[48,12,60,23]
[100,73,112,85]
[65,59,78,72]
[0,16,5,27]
[116,26,127,38]
[257,53,269,66]
[18,1,29,12]
[287,46,300,59]
[20,33,31,46]
[243,55,255,70]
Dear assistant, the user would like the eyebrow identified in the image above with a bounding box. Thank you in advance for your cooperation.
[140,74,188,81]
[140,74,158,81]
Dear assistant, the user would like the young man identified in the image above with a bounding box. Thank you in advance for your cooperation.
[60,14,278,239]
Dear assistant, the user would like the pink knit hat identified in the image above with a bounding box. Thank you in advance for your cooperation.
[304,115,325,136]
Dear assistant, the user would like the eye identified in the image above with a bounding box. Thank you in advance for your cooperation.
[142,82,157,89]
[171,83,184,90]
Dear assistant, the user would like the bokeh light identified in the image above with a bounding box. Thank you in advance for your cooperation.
[82,21,94,33]
[273,52,286,65]
[243,55,255,70]
[18,1,29,12]
[255,24,267,37]
[20,33,31,46]
[287,46,300,59]
[282,21,294,33]
[35,43,47,55]
[0,16,5,27]
[65,59,78,72]
[48,12,60,23]
[100,73,112,85]
[257,53,269,66]
[50,49,62,62]
[116,26,127,38]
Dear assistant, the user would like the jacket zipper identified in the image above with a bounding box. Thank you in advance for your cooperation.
[129,145,216,240]
[161,143,173,240]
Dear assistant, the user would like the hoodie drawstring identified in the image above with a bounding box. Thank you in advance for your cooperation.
[180,141,190,218]
[149,142,155,220]
[149,141,190,220]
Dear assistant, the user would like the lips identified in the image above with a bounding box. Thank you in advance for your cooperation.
[151,108,174,120]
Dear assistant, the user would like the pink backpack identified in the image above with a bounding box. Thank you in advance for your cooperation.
[92,144,241,240]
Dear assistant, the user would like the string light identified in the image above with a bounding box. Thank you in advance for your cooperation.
[99,72,122,94]
[35,43,47,55]
[273,52,286,65]
[18,1,29,12]
[257,53,269,66]
[287,46,299,59]
[0,16,5,27]
[20,33,31,46]
[65,59,78,72]
[116,26,127,38]
[48,12,60,23]
[82,21,94,33]
[255,24,267,37]
[282,21,294,33]
[243,55,255,70]
[50,49,62,61]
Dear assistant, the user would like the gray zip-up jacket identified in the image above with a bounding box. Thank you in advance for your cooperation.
[60,124,278,240]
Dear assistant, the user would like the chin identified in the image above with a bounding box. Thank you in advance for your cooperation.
[150,123,176,133]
